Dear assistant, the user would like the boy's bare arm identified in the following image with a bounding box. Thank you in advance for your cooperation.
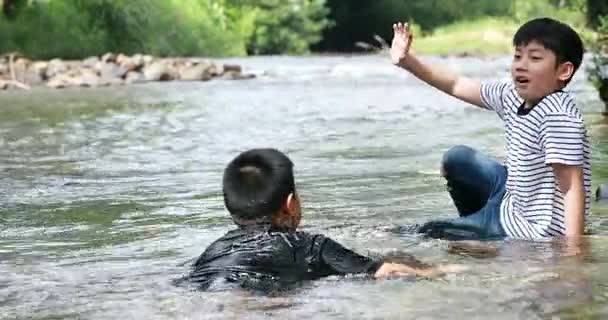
[552,163,585,237]
[374,262,466,279]
[390,22,485,109]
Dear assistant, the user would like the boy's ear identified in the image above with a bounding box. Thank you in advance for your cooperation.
[557,62,575,82]
[285,192,300,214]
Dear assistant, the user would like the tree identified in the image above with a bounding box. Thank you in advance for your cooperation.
[587,0,608,28]
[2,0,27,20]
[586,0,608,114]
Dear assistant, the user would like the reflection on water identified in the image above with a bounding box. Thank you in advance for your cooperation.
[0,55,607,319]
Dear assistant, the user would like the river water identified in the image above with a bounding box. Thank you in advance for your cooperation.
[1,55,607,319]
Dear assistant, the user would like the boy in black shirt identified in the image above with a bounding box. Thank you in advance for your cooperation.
[187,148,455,291]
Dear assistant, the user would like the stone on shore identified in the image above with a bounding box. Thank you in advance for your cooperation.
[178,63,212,81]
[125,71,145,84]
[46,59,68,79]
[143,61,174,81]
[82,56,100,68]
[96,61,128,80]
[1,53,251,90]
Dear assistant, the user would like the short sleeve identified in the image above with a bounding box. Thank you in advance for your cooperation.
[540,113,586,166]
[480,81,510,120]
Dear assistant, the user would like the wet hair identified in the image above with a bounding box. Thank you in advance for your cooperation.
[222,148,295,224]
[513,17,584,83]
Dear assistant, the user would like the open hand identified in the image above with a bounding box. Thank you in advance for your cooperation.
[390,22,413,65]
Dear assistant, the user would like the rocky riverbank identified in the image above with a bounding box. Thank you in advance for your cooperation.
[0,53,254,90]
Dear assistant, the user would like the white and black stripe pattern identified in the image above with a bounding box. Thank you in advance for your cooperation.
[480,81,591,239]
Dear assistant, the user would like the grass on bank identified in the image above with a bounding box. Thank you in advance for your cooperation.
[411,17,596,56]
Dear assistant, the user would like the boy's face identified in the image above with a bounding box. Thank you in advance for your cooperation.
[510,41,573,104]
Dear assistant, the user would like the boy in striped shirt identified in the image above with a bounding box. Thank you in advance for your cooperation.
[390,18,591,240]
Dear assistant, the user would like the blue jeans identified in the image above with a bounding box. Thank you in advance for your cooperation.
[419,145,508,240]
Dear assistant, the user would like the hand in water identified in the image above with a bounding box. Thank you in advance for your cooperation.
[374,262,468,279]
[390,22,413,65]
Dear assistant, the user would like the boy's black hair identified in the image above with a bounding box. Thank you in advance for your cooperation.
[513,17,584,83]
[222,148,295,224]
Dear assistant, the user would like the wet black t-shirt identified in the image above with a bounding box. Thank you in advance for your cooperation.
[186,228,383,291]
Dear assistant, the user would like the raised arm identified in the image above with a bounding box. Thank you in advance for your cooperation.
[390,22,485,108]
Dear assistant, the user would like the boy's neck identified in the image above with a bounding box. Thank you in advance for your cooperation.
[523,85,566,109]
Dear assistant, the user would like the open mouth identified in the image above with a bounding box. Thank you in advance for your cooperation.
[515,76,530,86]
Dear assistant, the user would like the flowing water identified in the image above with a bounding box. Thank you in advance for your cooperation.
[1,55,608,319]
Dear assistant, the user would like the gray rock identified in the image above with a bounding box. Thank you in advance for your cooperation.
[125,71,145,84]
[131,54,145,68]
[208,63,224,77]
[46,59,68,79]
[29,61,48,77]
[118,54,145,72]
[78,68,102,87]
[23,62,46,85]
[178,64,212,81]
[223,64,242,73]
[142,55,154,65]
[101,52,116,63]
[96,61,128,79]
[11,58,30,82]
[142,61,174,81]
[115,53,129,65]
[0,80,7,90]
[221,70,256,80]
[82,56,100,68]
[46,74,72,89]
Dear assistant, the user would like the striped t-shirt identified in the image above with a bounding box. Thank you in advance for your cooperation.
[481,81,591,239]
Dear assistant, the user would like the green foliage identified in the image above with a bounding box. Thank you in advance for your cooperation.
[1,0,28,20]
[511,0,587,28]
[588,0,608,28]
[319,0,512,51]
[0,0,330,58]
[414,18,518,56]
[588,16,608,89]
[226,0,332,55]
[0,0,602,57]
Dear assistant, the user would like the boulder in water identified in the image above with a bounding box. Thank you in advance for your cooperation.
[46,73,72,89]
[46,59,68,79]
[96,61,128,80]
[118,54,145,72]
[82,56,99,68]
[12,57,29,82]
[24,61,48,85]
[221,70,255,80]
[125,71,145,84]
[101,52,116,63]
[78,68,103,87]
[178,64,212,81]
[0,62,7,75]
[142,61,173,81]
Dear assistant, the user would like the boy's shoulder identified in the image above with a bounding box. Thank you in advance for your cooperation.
[204,229,320,251]
[534,90,582,119]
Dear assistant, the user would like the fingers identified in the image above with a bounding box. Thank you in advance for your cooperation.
[392,22,411,35]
